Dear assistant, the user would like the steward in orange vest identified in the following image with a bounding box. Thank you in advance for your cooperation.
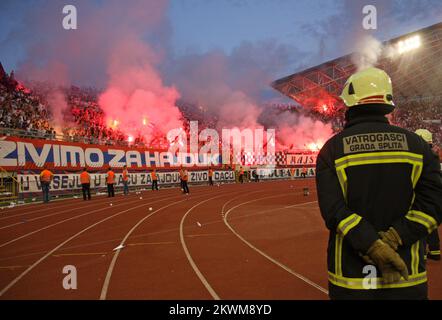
[106,168,115,197]
[208,168,214,186]
[122,165,129,195]
[301,167,308,178]
[40,166,54,203]
[80,168,91,200]
[239,167,244,184]
[151,169,159,191]
[181,169,189,194]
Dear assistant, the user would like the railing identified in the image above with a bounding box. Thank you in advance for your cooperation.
[0,166,20,203]
[0,127,149,148]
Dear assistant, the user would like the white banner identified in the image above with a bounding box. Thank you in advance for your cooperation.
[253,167,316,180]
[286,154,317,166]
[18,170,235,193]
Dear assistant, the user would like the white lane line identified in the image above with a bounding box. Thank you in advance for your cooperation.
[229,199,318,221]
[0,194,131,220]
[0,193,175,248]
[99,192,219,300]
[52,252,107,257]
[180,195,225,300]
[127,242,175,246]
[220,190,262,214]
[223,197,328,295]
[0,194,178,297]
[186,233,229,238]
[99,201,182,300]
[0,265,29,270]
[0,196,315,262]
[0,209,101,230]
[0,188,178,221]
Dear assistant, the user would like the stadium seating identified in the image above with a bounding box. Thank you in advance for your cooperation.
[0,69,441,151]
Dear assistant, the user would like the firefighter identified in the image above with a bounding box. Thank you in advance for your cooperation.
[80,167,91,200]
[106,167,115,197]
[182,168,190,194]
[122,165,129,195]
[415,129,441,261]
[208,167,214,186]
[151,168,159,191]
[39,165,54,203]
[316,67,442,300]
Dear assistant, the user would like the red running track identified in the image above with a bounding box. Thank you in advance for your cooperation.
[0,179,440,299]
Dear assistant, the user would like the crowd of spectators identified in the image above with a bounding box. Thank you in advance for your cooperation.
[269,102,346,132]
[0,69,55,139]
[391,97,442,148]
[0,64,440,151]
[270,98,442,150]
[64,87,128,145]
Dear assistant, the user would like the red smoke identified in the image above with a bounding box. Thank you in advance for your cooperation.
[7,0,336,151]
[98,36,183,144]
[276,114,333,152]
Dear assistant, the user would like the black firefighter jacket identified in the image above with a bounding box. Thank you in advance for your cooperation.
[316,112,442,293]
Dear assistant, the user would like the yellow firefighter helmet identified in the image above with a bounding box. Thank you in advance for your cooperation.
[340,67,394,107]
[415,129,433,144]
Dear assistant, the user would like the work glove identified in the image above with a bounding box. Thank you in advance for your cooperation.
[361,227,403,263]
[378,227,402,251]
[366,239,409,284]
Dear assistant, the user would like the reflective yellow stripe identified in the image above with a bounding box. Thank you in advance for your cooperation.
[337,214,362,236]
[429,250,441,255]
[335,151,423,196]
[411,241,420,275]
[411,161,423,188]
[336,168,348,201]
[410,192,416,210]
[328,271,427,290]
[406,210,438,234]
[337,158,423,170]
[335,234,343,276]
[335,151,423,168]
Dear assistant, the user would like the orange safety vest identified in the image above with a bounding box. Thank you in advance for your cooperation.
[80,171,90,184]
[302,167,308,174]
[240,169,244,175]
[122,169,128,181]
[40,169,53,182]
[179,170,184,179]
[151,171,157,180]
[290,168,295,176]
[182,171,188,181]
[107,170,115,184]
[208,169,213,177]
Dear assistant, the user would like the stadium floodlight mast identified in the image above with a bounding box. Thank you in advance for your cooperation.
[396,35,421,54]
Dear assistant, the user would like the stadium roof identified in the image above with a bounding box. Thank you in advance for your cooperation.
[272,22,442,109]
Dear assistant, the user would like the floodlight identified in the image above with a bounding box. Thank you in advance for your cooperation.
[397,35,421,54]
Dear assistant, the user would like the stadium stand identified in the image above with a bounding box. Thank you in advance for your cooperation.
[272,22,442,152]
[0,51,441,152]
